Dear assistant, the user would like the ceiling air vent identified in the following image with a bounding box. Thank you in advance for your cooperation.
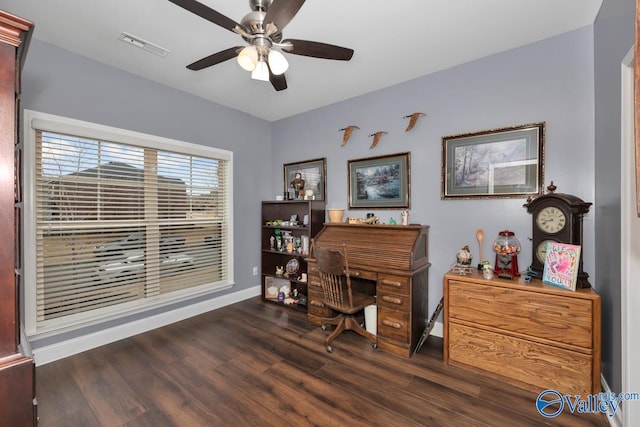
[118,32,169,57]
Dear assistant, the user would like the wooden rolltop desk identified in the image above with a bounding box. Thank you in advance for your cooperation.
[307,223,430,357]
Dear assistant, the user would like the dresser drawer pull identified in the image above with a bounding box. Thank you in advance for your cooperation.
[382,296,402,305]
[310,300,325,308]
[382,319,403,329]
[381,279,402,288]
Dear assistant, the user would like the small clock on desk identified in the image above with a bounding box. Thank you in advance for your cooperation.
[523,182,592,288]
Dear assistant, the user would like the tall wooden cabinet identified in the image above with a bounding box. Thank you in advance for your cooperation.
[261,200,325,310]
[0,9,36,426]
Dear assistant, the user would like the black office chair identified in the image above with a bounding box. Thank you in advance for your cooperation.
[315,244,377,353]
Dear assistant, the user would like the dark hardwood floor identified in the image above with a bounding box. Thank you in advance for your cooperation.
[36,297,608,426]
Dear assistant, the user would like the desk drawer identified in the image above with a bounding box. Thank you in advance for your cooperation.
[377,292,410,312]
[377,307,409,343]
[307,286,331,318]
[448,281,593,348]
[378,274,410,296]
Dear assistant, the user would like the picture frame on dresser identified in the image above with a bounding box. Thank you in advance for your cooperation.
[283,158,326,201]
[441,122,545,200]
[348,152,410,209]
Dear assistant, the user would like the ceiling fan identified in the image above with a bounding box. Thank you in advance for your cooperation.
[168,0,354,91]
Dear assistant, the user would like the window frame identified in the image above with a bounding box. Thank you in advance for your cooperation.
[22,110,234,338]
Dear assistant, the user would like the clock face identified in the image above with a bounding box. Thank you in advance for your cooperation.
[535,206,567,234]
[536,239,557,263]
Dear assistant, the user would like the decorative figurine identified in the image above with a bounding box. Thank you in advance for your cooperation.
[400,210,409,225]
[369,131,388,149]
[290,172,305,199]
[456,245,473,267]
[482,262,494,280]
[275,266,284,276]
[269,235,275,250]
[339,125,360,146]
[404,112,426,132]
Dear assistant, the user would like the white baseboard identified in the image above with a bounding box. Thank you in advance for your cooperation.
[32,286,261,366]
[601,375,623,427]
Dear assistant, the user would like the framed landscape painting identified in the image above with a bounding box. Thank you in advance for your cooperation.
[348,152,410,209]
[441,122,545,200]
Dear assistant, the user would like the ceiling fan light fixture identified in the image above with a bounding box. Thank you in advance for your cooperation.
[268,49,288,75]
[251,60,270,81]
[237,46,258,71]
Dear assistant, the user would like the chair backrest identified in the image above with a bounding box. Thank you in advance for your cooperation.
[315,245,354,309]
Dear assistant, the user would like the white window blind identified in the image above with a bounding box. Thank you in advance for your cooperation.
[25,111,233,335]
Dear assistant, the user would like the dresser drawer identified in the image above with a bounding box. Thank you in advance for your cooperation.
[448,280,593,348]
[377,307,409,343]
[377,274,410,296]
[449,323,594,395]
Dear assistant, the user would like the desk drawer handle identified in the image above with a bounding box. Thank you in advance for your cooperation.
[381,279,402,288]
[351,271,360,277]
[382,296,402,305]
[309,267,318,272]
[310,300,325,308]
[382,319,403,329]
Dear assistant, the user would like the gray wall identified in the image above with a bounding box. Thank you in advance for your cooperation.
[21,3,630,394]
[21,40,271,344]
[593,0,635,394]
[272,27,597,347]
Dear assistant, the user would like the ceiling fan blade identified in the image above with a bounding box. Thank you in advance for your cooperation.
[281,39,354,61]
[264,0,305,33]
[268,64,287,91]
[187,46,242,70]
[168,0,242,33]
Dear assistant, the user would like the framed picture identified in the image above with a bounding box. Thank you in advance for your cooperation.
[441,122,545,200]
[348,152,410,209]
[283,158,326,201]
[264,276,290,300]
[542,242,581,292]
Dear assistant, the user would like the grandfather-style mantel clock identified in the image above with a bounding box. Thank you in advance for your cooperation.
[523,183,592,288]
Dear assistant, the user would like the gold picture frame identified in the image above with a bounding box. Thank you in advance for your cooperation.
[347,152,410,209]
[441,123,545,200]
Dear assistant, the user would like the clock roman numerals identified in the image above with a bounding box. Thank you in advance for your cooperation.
[535,206,566,234]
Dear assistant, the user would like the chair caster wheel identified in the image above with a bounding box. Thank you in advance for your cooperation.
[326,345,333,353]
[371,342,377,349]
[321,324,327,332]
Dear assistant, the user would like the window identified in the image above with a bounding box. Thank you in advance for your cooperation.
[23,110,233,336]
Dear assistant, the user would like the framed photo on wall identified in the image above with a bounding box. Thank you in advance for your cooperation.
[283,158,326,200]
[348,152,410,209]
[441,122,545,200]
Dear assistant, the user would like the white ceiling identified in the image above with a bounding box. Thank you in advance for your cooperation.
[2,0,602,122]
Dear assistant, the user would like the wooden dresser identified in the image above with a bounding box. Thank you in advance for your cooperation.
[443,269,601,396]
[307,223,430,357]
